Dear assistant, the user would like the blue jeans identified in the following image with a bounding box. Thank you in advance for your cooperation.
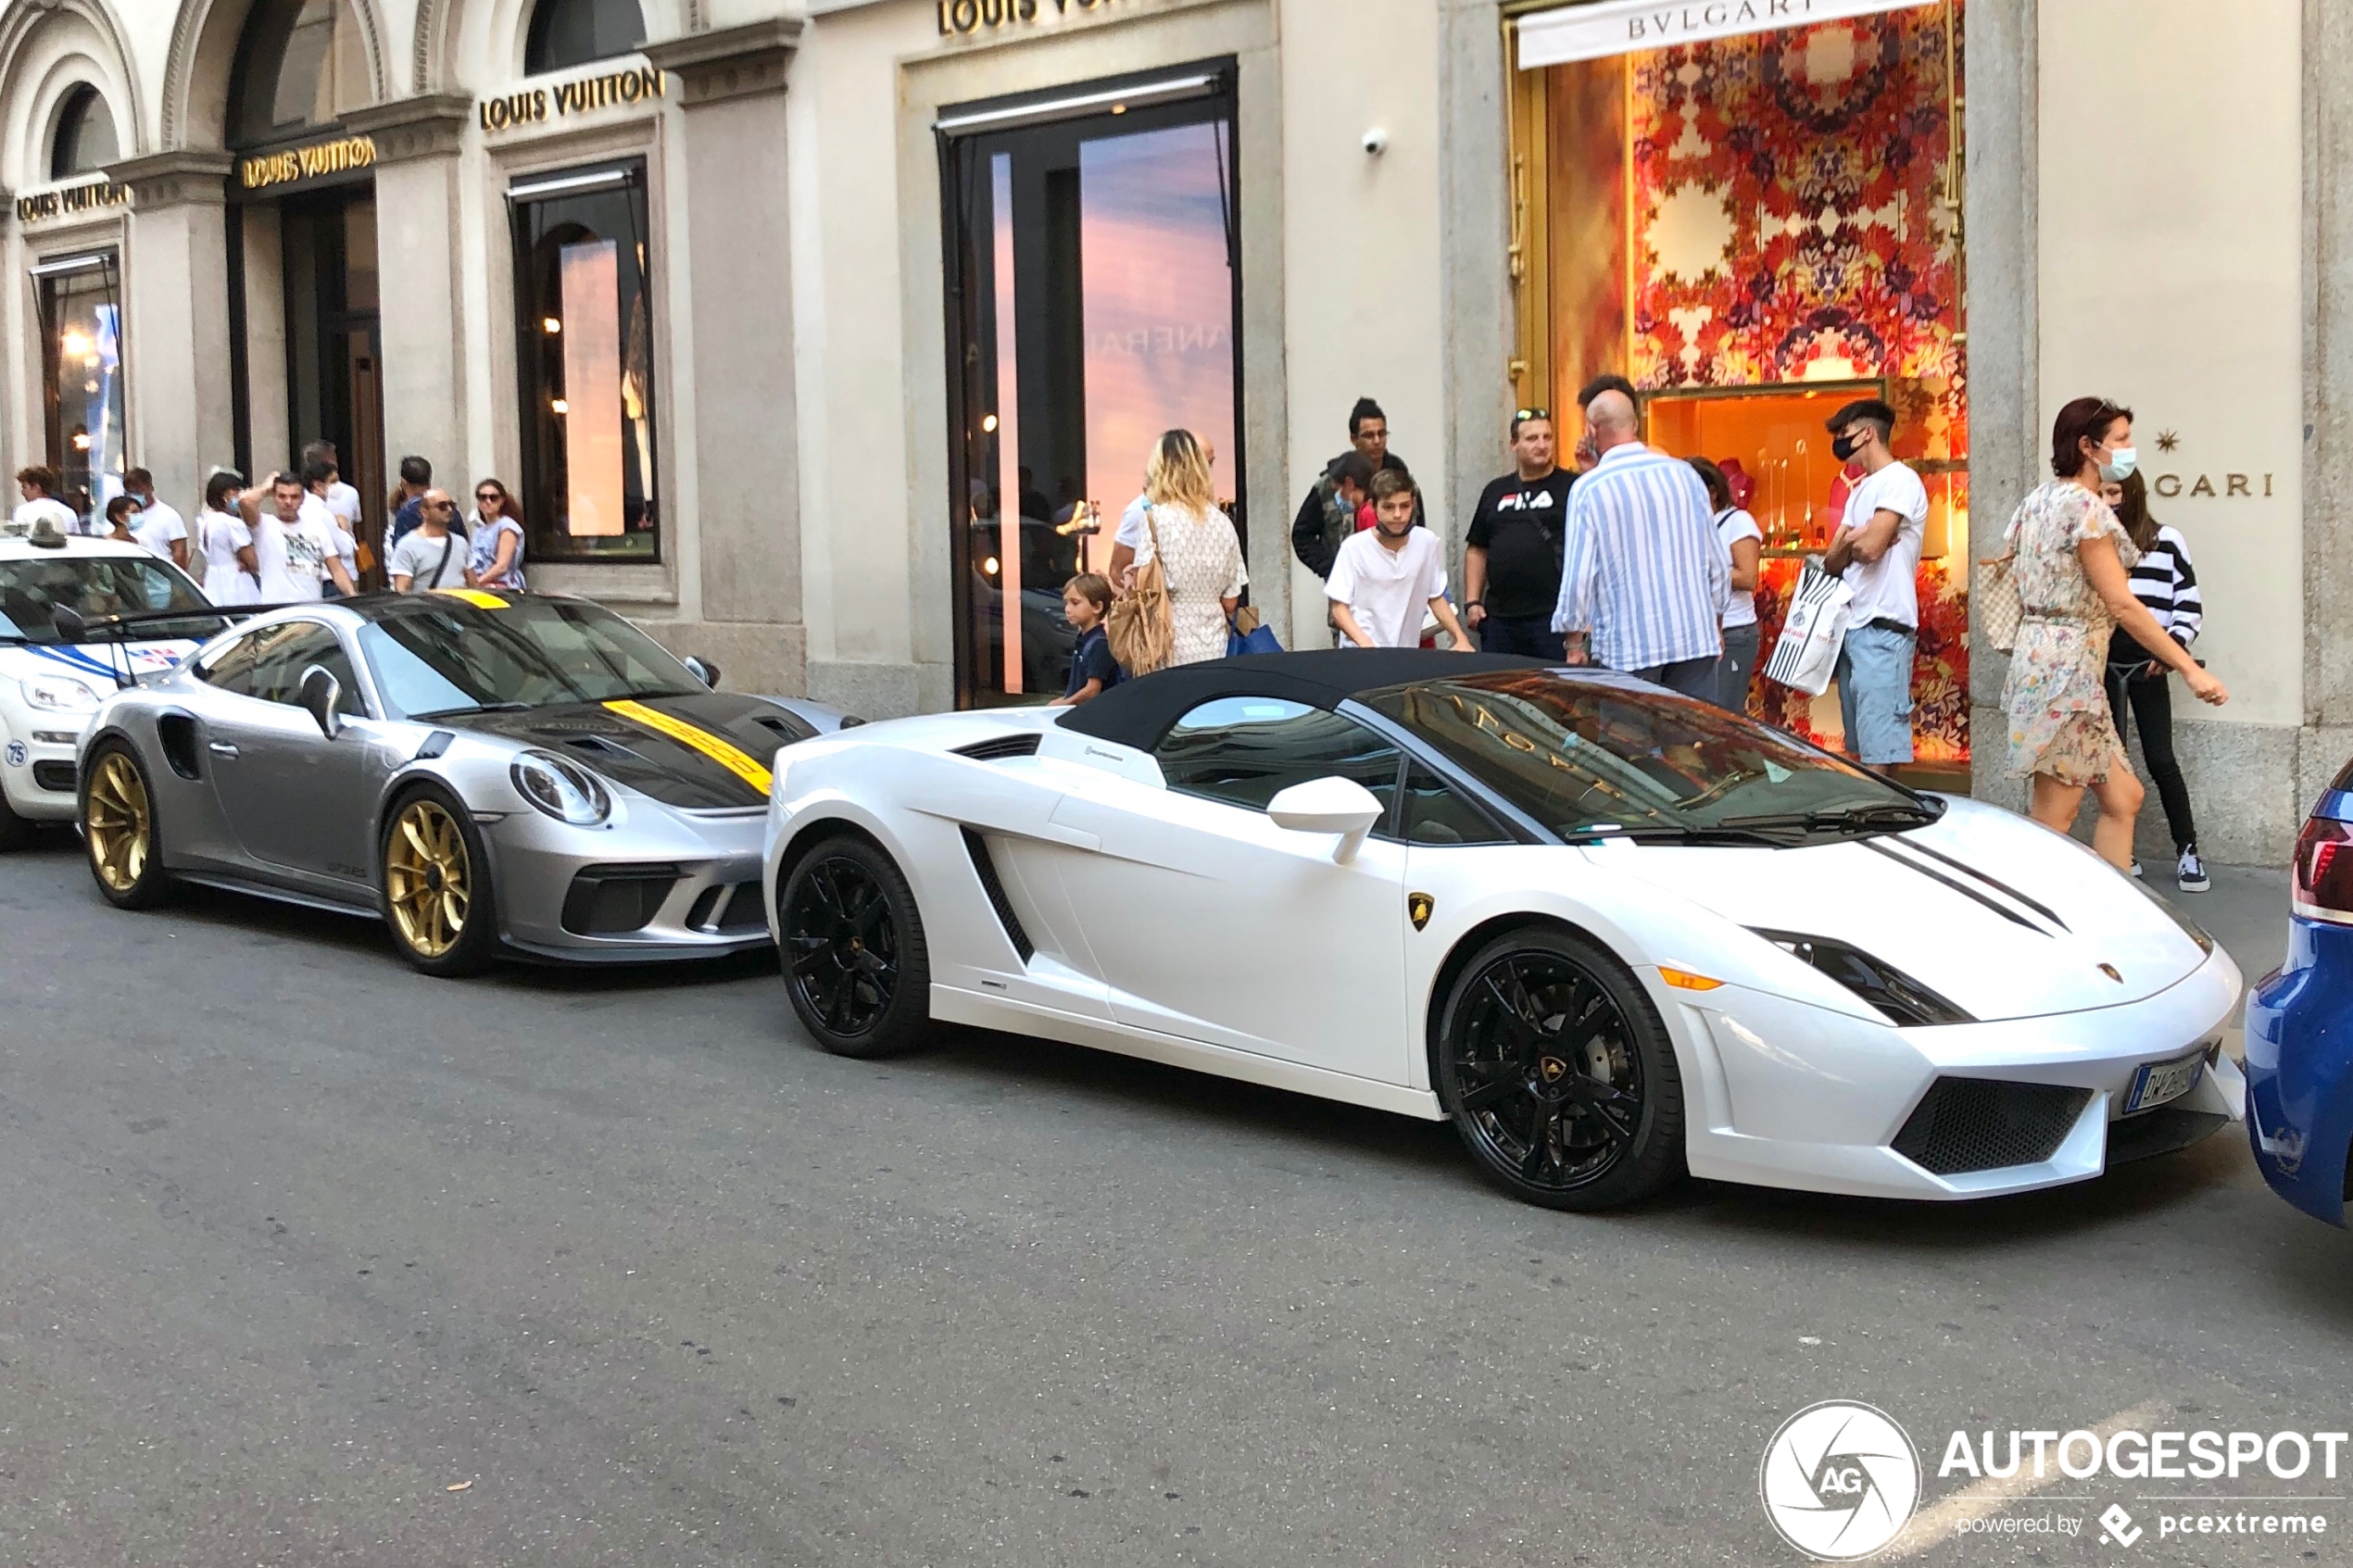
[1718,621,1760,713]
[1480,614,1567,661]
[1836,623,1917,765]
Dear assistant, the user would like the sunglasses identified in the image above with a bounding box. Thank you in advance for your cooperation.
[1515,408,1551,422]
[476,492,501,502]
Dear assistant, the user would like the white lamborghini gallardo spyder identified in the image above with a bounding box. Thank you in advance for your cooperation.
[760,650,2243,1210]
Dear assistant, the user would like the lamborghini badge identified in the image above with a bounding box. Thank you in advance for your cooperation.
[1408,892,1434,931]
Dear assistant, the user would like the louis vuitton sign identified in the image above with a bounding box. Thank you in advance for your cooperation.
[240,134,376,190]
[14,181,130,223]
[937,0,1122,37]
[478,64,666,132]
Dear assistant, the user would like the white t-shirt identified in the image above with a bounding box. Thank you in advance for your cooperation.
[389,527,469,590]
[132,498,188,560]
[196,508,258,605]
[11,496,78,537]
[325,480,363,528]
[1715,508,1764,629]
[1114,494,1150,551]
[1327,527,1448,649]
[1836,461,1930,629]
[303,492,357,584]
[254,510,333,601]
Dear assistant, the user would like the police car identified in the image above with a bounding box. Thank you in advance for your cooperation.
[0,517,220,847]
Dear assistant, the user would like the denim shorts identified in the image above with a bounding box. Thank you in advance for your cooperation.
[1835,623,1917,765]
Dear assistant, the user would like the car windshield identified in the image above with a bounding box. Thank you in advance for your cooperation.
[1360,671,1937,844]
[358,596,705,718]
[0,555,220,644]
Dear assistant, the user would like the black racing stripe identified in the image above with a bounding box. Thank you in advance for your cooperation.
[1881,837,2071,933]
[1861,839,2049,936]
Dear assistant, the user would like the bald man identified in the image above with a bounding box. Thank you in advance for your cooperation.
[1549,388,1730,701]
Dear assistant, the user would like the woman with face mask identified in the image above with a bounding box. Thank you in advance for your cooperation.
[1993,397,2227,869]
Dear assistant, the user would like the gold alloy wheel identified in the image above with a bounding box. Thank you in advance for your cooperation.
[384,798,471,959]
[84,751,152,893]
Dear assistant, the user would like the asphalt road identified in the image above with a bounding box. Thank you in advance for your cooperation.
[2,835,2347,1567]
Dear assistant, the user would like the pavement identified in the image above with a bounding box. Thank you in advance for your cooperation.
[1,832,2346,1567]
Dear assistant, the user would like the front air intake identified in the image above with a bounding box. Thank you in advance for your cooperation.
[1891,1078,2092,1175]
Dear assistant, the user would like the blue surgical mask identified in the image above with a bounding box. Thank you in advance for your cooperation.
[2100,446,2139,483]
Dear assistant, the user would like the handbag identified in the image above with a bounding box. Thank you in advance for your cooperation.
[1106,505,1176,676]
[1763,560,1854,696]
[1227,604,1283,659]
[1979,553,2022,653]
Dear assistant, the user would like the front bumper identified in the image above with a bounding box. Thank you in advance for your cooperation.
[1667,945,2245,1200]
[2245,916,2353,1224]
[0,711,94,822]
[486,800,773,963]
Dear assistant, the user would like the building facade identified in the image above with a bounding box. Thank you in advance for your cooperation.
[0,0,2343,863]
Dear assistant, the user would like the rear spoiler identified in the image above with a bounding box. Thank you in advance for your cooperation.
[49,602,291,689]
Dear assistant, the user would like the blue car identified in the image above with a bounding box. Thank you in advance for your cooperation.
[2246,767,2353,1222]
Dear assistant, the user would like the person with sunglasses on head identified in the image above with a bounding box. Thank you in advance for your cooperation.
[1463,407,1573,659]
[466,479,527,590]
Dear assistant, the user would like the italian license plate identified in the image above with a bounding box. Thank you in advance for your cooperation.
[2125,1049,2208,1115]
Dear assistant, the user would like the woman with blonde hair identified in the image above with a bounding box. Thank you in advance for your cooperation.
[1131,429,1247,668]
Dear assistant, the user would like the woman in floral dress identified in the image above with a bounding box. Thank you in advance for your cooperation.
[1996,397,2227,870]
[1132,430,1247,667]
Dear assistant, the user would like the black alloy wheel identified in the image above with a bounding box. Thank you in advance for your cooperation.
[779,834,933,1059]
[1436,927,1684,1210]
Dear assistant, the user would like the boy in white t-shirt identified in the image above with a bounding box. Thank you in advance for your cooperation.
[11,465,79,538]
[1821,397,1931,774]
[1327,470,1476,652]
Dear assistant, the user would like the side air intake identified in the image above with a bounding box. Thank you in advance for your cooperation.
[952,734,1043,761]
[1891,1079,2092,1175]
[960,827,1035,962]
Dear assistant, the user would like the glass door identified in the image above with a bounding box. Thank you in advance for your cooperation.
[940,68,1241,708]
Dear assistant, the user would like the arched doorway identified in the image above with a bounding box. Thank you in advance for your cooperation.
[224,0,384,572]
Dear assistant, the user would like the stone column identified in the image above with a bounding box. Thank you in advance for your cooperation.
[342,95,472,504]
[2304,0,2353,806]
[1963,0,2036,811]
[643,19,807,695]
[108,151,237,510]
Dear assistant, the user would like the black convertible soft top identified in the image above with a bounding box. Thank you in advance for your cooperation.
[1054,648,1556,752]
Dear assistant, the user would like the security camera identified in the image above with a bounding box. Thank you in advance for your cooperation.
[1362,128,1389,157]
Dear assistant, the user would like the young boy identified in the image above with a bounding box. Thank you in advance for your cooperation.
[1327,470,1475,651]
[1052,573,1118,706]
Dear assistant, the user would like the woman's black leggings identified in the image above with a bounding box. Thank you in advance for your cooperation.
[2105,666,2198,851]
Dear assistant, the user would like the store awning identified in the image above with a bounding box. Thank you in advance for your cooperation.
[1517,0,1936,69]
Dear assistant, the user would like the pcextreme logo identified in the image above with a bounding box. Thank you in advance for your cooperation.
[1759,1401,1922,1561]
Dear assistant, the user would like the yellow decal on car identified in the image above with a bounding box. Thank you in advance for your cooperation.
[433,587,509,608]
[602,698,773,795]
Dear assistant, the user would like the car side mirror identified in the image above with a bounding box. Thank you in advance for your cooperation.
[684,656,721,690]
[1267,776,1385,864]
[297,664,345,740]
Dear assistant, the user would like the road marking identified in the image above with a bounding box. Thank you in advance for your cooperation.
[1882,1400,2169,1559]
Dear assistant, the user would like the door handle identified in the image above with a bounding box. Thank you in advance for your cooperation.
[208,742,240,759]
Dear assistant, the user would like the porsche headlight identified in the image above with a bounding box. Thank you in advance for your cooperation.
[20,674,102,713]
[1751,929,1974,1026]
[510,749,612,826]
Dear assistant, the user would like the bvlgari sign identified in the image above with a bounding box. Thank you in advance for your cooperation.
[1517,0,1935,68]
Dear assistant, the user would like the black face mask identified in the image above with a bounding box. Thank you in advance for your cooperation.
[1831,432,1866,462]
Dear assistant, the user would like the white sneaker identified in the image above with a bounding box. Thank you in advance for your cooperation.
[2177,847,2209,893]
[2129,860,2145,880]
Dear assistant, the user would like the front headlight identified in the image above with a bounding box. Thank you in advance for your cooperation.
[510,748,612,826]
[20,674,102,713]
[1751,929,1975,1026]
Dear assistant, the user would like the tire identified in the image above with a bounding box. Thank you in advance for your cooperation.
[777,834,933,1059]
[1435,925,1685,1210]
[79,740,174,909]
[0,790,33,853]
[379,784,499,977]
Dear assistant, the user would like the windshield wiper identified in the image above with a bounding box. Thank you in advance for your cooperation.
[1718,802,1944,837]
[1565,823,1798,848]
[411,700,534,719]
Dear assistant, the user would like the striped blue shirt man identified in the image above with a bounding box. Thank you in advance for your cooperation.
[1551,436,1730,675]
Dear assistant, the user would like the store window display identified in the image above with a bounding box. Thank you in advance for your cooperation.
[37,256,126,514]
[1510,1,1968,781]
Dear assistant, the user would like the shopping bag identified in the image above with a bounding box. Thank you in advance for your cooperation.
[1763,562,1853,696]
[1227,606,1283,658]
[1106,508,1175,676]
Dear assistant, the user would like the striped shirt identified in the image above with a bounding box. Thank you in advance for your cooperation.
[2109,523,2203,667]
[1551,441,1730,671]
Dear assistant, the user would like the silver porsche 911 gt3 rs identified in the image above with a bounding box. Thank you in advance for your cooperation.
[74,588,845,974]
